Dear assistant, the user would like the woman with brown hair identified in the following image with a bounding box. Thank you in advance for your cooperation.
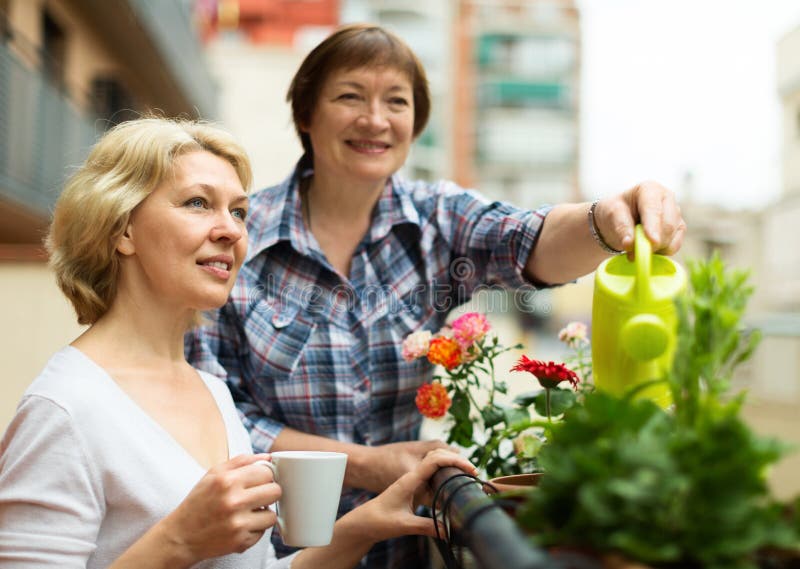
[186,23,686,568]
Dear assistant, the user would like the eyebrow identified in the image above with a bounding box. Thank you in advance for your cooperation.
[183,183,249,204]
[333,80,411,93]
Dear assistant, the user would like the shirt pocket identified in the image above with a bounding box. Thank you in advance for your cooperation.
[245,302,317,384]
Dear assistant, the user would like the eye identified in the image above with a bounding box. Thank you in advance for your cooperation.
[337,92,360,101]
[231,207,248,221]
[185,197,207,209]
[389,97,409,107]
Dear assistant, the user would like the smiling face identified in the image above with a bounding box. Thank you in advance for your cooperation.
[304,65,415,189]
[117,150,248,313]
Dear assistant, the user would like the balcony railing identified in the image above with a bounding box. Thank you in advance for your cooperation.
[0,37,96,217]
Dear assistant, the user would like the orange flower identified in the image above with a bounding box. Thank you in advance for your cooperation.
[427,336,462,370]
[415,382,452,418]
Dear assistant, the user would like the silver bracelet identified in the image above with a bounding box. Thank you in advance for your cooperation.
[588,200,623,255]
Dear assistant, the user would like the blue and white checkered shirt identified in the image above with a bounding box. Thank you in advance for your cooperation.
[185,165,549,568]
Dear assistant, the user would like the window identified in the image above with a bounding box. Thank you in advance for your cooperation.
[41,10,66,86]
[90,77,137,127]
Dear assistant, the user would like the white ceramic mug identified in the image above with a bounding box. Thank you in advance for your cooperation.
[260,451,347,547]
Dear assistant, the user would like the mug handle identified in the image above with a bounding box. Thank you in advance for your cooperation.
[255,460,281,521]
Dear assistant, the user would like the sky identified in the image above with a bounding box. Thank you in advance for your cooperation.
[577,0,800,210]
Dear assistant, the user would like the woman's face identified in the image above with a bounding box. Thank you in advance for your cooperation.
[118,150,248,313]
[304,65,415,188]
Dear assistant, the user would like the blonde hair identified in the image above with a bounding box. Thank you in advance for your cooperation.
[47,117,252,325]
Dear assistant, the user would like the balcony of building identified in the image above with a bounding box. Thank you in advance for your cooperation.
[0,0,217,250]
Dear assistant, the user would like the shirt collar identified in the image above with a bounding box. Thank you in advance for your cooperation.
[245,163,313,263]
[245,166,422,263]
[367,173,421,244]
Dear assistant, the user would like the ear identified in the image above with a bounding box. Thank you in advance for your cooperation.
[116,223,136,256]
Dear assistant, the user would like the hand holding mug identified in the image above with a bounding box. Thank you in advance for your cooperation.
[158,454,280,564]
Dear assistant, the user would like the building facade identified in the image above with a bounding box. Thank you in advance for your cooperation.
[0,0,217,428]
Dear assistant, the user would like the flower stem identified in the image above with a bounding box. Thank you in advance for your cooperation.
[545,388,552,423]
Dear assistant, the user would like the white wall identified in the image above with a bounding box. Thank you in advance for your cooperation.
[0,262,85,431]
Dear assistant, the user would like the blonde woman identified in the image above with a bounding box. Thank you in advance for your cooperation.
[0,117,475,569]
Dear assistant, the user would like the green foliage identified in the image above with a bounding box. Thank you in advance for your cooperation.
[517,254,800,567]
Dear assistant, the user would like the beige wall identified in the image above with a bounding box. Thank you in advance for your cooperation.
[778,25,800,195]
[204,40,304,189]
[0,262,85,431]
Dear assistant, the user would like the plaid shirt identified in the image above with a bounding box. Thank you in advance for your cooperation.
[185,165,549,568]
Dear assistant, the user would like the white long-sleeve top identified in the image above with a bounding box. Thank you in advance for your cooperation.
[0,346,295,569]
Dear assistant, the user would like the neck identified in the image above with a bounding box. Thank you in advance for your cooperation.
[72,287,193,371]
[304,173,387,229]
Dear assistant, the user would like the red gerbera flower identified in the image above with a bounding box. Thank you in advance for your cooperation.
[415,382,452,419]
[510,355,579,390]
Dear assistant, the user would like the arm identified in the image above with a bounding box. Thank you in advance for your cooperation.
[0,397,104,567]
[110,454,280,569]
[273,427,449,494]
[288,449,477,569]
[0,395,280,569]
[525,181,686,285]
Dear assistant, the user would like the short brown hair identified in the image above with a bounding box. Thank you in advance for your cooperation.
[287,23,431,163]
[47,117,252,325]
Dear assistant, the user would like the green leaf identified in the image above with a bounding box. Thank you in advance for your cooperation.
[533,388,576,417]
[449,390,470,422]
[548,389,577,415]
[504,406,531,429]
[513,390,541,407]
[481,405,505,428]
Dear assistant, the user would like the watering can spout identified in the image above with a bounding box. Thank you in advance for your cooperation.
[591,224,686,407]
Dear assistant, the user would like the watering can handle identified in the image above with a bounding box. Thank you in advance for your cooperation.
[635,224,652,303]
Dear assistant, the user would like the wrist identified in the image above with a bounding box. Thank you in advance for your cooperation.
[335,506,382,546]
[111,518,196,569]
[343,443,373,489]
[588,199,623,255]
[151,517,197,569]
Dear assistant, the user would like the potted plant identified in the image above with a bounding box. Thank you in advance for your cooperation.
[514,255,800,568]
[403,312,583,480]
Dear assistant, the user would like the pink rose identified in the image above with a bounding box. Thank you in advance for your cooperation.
[451,312,491,349]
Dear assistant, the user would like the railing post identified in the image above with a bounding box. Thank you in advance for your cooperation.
[430,466,556,569]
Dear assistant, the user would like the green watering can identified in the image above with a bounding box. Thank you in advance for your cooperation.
[591,224,686,407]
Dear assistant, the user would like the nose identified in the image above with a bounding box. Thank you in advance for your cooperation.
[209,211,244,243]
[356,101,389,131]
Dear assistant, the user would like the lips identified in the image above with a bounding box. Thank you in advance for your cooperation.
[346,139,390,153]
[197,254,234,277]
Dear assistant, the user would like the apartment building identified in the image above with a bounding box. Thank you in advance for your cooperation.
[0,0,217,428]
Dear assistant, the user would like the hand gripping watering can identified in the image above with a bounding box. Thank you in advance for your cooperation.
[591,224,687,407]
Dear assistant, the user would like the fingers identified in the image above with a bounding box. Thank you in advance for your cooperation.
[599,181,685,256]
[243,480,282,512]
[594,197,635,252]
[415,448,478,482]
[633,181,685,254]
[218,453,272,472]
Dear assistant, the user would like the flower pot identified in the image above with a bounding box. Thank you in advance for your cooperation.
[485,472,543,494]
[483,473,543,520]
